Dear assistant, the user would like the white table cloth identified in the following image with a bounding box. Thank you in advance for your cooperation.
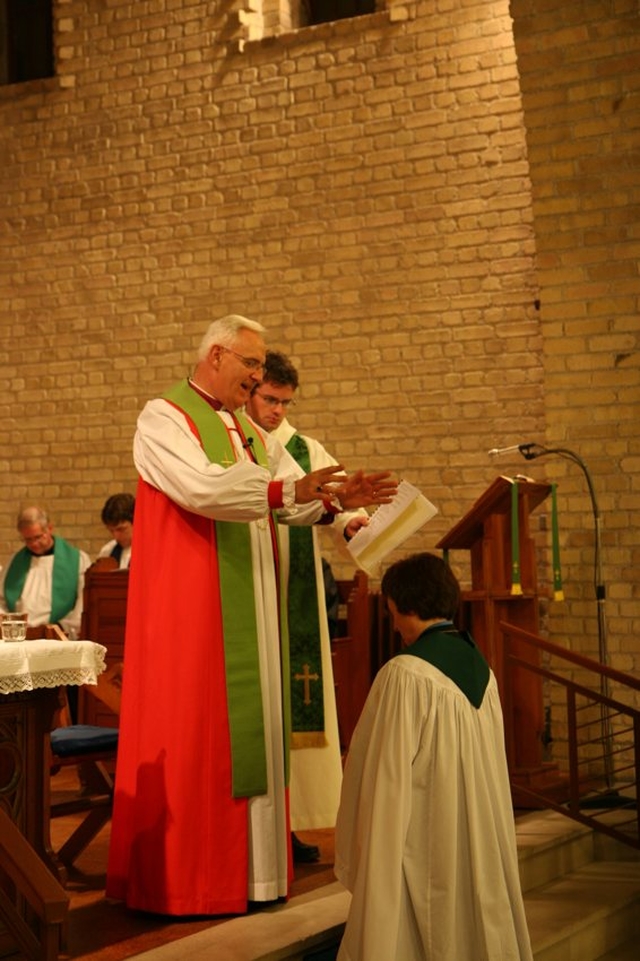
[0,639,107,695]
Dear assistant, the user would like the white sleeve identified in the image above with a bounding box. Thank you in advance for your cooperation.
[134,399,324,524]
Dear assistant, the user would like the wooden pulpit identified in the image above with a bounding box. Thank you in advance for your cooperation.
[436,476,561,802]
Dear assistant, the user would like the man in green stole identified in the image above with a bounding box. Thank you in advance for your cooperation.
[1,505,90,639]
[106,314,397,918]
[246,351,369,862]
[335,553,533,961]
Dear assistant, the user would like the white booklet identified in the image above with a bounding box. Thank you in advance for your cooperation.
[346,480,438,576]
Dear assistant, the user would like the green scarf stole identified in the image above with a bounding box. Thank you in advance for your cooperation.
[399,623,490,708]
[4,537,80,624]
[164,379,290,797]
[285,433,326,748]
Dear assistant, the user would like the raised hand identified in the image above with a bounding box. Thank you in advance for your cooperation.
[295,468,398,510]
[294,465,349,505]
[335,471,398,510]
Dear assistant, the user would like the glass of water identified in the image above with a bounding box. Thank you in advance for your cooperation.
[1,612,28,642]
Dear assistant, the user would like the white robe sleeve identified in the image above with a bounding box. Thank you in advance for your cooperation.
[134,399,323,525]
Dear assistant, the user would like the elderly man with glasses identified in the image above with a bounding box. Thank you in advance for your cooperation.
[106,314,396,918]
[246,350,368,866]
[0,505,90,640]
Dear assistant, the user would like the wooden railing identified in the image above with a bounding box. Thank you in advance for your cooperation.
[0,808,68,961]
[500,621,640,850]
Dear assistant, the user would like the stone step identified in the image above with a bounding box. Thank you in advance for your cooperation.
[127,813,640,961]
[516,810,597,892]
[516,808,640,892]
[526,860,640,961]
[593,942,640,961]
[129,883,348,961]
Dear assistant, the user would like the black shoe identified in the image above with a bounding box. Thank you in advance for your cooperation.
[292,832,320,863]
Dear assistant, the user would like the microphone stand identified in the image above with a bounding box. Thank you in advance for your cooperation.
[515,443,619,801]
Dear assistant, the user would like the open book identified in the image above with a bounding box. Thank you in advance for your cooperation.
[346,480,438,576]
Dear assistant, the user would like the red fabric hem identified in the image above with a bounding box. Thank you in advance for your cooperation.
[105,883,248,917]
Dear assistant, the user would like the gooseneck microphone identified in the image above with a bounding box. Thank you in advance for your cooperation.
[488,443,537,458]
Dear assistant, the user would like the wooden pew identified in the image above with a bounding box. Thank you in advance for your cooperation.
[78,560,128,727]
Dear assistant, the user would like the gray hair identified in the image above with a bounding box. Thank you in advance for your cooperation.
[197,314,265,362]
[17,506,50,530]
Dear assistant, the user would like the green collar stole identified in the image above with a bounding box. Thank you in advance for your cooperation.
[399,622,490,708]
[4,537,80,625]
[163,379,275,797]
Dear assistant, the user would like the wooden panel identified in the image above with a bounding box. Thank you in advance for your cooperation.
[78,568,128,728]
[330,572,372,753]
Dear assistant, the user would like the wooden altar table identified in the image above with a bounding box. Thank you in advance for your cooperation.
[0,639,107,871]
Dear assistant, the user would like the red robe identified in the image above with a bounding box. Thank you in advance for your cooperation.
[106,479,255,914]
[106,388,295,916]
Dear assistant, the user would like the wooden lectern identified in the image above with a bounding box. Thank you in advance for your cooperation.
[436,476,561,802]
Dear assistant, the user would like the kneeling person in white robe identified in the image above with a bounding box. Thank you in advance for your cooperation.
[334,551,533,961]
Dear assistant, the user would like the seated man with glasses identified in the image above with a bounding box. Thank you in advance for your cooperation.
[246,350,369,864]
[0,505,91,640]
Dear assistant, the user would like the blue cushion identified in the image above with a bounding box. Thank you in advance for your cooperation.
[50,725,119,757]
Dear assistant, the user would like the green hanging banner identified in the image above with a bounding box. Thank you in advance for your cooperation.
[510,480,522,596]
[551,482,564,601]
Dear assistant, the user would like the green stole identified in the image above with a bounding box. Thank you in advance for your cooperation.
[285,433,326,748]
[399,622,490,708]
[163,379,290,797]
[3,537,80,624]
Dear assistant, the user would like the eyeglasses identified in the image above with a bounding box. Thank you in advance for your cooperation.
[253,392,296,409]
[221,348,265,373]
[21,530,51,546]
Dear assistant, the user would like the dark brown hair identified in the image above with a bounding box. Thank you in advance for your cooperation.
[381,552,460,621]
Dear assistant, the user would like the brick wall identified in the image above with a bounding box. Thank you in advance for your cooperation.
[510,0,640,671]
[0,1,637,674]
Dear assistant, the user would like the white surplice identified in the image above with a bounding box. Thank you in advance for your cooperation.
[335,655,533,961]
[97,540,131,569]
